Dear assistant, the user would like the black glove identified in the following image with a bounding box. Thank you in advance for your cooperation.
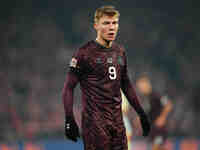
[65,116,80,142]
[139,113,151,137]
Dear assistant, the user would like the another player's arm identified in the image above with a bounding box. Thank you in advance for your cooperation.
[154,97,173,127]
[120,50,150,136]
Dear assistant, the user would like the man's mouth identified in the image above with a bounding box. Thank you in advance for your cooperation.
[108,33,115,36]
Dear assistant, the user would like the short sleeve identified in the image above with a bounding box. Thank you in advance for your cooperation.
[160,95,169,106]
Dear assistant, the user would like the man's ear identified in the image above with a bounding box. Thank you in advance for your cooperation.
[93,23,98,31]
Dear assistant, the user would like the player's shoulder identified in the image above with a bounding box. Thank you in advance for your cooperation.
[76,40,95,55]
[79,40,95,51]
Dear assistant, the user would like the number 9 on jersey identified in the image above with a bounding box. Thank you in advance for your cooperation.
[108,66,117,80]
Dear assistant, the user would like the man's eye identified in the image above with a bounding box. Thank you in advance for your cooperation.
[103,22,110,25]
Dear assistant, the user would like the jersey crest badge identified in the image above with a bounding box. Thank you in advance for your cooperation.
[107,57,113,63]
[118,56,124,65]
[69,58,77,68]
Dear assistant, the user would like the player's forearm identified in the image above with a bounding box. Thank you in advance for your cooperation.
[154,101,173,127]
[160,108,170,118]
[121,77,145,117]
[158,102,172,120]
[62,72,79,116]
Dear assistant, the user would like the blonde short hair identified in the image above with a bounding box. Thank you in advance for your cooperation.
[94,5,120,23]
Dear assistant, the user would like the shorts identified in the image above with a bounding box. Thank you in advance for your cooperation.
[148,125,168,145]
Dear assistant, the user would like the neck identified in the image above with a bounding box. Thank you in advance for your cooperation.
[96,37,112,48]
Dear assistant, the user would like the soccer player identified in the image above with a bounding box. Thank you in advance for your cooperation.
[136,75,173,150]
[62,5,150,150]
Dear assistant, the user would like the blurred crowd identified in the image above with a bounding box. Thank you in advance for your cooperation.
[0,4,200,141]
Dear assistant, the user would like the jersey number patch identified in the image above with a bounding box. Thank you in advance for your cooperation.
[108,66,117,80]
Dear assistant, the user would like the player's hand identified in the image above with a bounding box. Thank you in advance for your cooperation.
[65,116,80,142]
[155,116,165,128]
[139,114,151,137]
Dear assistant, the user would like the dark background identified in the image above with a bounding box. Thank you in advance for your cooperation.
[0,0,200,141]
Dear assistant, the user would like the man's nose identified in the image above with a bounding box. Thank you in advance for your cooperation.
[109,24,115,30]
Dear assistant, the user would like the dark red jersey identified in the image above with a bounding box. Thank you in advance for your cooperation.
[147,93,170,142]
[148,93,169,122]
[62,40,144,123]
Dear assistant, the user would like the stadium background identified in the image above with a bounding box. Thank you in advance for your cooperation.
[0,0,200,149]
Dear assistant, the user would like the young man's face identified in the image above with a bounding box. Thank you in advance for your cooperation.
[94,15,119,42]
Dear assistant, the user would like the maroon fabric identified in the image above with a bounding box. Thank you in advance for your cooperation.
[148,92,168,143]
[62,71,79,115]
[82,112,127,150]
[149,125,168,143]
[148,93,163,122]
[62,40,144,150]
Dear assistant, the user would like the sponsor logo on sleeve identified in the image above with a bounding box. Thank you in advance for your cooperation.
[69,58,77,68]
